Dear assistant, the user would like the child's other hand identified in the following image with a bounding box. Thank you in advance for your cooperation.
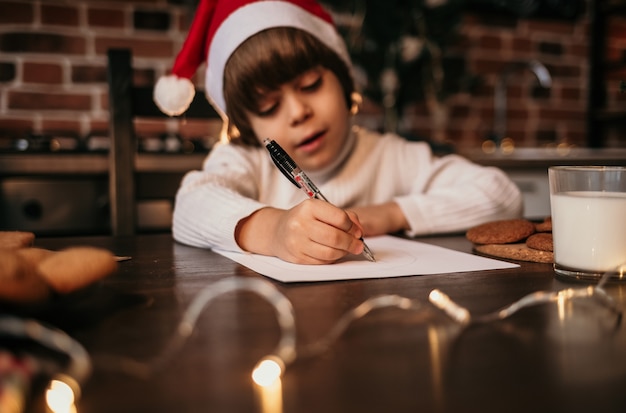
[349,202,409,236]
[236,200,364,264]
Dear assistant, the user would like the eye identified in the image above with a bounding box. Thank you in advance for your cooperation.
[255,92,280,117]
[300,73,322,92]
[257,101,278,117]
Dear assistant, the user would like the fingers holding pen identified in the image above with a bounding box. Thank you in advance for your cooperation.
[308,200,362,237]
[344,209,365,239]
[282,200,364,264]
[235,201,365,264]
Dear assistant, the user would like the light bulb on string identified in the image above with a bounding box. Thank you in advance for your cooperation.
[46,375,79,413]
[429,264,623,327]
[92,279,428,383]
[252,356,284,387]
[93,277,298,380]
[0,316,91,413]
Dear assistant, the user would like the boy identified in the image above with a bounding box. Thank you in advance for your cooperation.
[154,0,523,264]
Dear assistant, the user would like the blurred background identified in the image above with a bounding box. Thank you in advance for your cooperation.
[1,0,625,235]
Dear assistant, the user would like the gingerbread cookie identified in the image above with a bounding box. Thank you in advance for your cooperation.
[1,241,118,303]
[466,219,536,245]
[0,231,35,250]
[534,216,552,233]
[38,247,118,294]
[0,250,50,303]
[475,243,554,264]
[526,232,553,252]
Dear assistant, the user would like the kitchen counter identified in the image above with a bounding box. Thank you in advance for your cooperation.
[1,147,623,233]
[1,147,623,176]
[0,152,206,175]
[459,147,626,169]
[460,147,625,218]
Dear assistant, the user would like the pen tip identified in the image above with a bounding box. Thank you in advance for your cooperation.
[362,242,376,262]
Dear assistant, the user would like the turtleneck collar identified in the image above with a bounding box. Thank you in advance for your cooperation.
[306,126,357,183]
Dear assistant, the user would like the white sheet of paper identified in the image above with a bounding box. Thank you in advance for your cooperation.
[214,235,519,283]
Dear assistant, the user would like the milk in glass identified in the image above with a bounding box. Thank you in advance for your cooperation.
[551,191,626,272]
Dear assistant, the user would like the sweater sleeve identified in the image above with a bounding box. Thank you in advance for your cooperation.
[390,144,523,236]
[172,143,266,251]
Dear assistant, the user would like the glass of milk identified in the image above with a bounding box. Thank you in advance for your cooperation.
[548,166,626,282]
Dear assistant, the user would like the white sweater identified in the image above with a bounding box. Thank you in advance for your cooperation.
[172,128,523,251]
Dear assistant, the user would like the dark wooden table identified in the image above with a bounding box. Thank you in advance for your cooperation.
[14,234,626,413]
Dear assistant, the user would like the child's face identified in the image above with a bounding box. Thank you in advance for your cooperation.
[246,66,351,172]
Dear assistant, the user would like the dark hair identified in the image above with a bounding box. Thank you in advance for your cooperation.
[223,27,354,146]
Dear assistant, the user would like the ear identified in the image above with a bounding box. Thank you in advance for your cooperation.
[350,92,362,115]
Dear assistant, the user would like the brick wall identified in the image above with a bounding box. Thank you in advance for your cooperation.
[422,12,591,149]
[396,7,596,150]
[0,0,608,152]
[0,0,221,153]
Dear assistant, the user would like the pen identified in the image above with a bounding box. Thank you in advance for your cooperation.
[263,138,376,262]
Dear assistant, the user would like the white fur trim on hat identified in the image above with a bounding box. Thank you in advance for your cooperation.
[153,74,196,117]
[205,1,351,117]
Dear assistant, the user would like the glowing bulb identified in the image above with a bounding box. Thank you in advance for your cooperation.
[45,379,77,413]
[556,143,571,156]
[252,357,283,387]
[481,140,496,154]
[429,289,471,325]
[500,137,515,154]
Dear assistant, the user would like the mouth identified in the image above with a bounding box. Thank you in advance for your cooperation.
[296,130,325,151]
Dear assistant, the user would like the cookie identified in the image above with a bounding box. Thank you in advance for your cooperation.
[37,247,118,294]
[0,250,51,303]
[475,243,553,264]
[534,216,552,232]
[526,232,553,252]
[466,219,536,245]
[16,247,55,264]
[0,231,35,250]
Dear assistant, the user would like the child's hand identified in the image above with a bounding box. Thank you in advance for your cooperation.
[275,199,365,264]
[236,199,365,264]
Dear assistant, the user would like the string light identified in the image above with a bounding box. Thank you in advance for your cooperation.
[177,278,297,371]
[428,289,470,325]
[429,264,623,326]
[297,294,422,359]
[252,356,284,387]
[3,264,622,410]
[45,376,79,413]
[0,316,90,413]
[94,277,297,380]
[93,269,622,383]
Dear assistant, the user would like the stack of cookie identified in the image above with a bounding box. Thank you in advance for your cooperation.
[0,231,119,304]
[466,218,553,263]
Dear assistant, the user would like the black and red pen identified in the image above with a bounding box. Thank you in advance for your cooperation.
[264,138,375,262]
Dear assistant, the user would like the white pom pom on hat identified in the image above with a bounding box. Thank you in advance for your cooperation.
[153,75,195,116]
[153,0,352,120]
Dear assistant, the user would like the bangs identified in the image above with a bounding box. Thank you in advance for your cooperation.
[226,28,329,114]
[223,27,354,146]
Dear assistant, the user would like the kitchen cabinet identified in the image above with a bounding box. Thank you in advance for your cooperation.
[0,153,204,235]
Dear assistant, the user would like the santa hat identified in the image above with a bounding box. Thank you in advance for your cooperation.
[154,0,352,119]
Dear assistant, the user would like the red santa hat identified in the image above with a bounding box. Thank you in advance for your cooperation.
[154,0,352,119]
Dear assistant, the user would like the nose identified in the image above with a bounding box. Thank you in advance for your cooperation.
[284,92,311,126]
